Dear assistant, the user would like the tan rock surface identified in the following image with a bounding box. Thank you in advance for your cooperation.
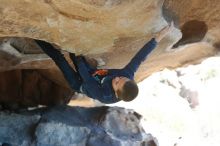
[0,0,167,53]
[0,0,219,80]
[164,0,220,47]
[0,0,220,107]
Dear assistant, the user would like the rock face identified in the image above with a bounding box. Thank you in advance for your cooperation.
[164,0,220,46]
[0,69,73,109]
[0,1,219,144]
[0,0,220,106]
[0,0,168,52]
[0,0,219,80]
[0,106,156,146]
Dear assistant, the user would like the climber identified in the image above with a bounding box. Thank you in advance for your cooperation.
[35,22,173,104]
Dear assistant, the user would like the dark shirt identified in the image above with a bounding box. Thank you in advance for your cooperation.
[77,38,157,104]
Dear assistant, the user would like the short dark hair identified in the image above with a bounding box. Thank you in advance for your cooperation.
[117,80,139,102]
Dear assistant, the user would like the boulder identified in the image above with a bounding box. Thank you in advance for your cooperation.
[0,106,157,146]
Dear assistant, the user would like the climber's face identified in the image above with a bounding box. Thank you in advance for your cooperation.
[112,76,130,96]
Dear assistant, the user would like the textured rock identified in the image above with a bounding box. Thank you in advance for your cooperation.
[0,0,220,109]
[0,113,40,146]
[0,69,73,109]
[0,0,168,52]
[0,0,219,82]
[0,106,157,146]
[0,0,180,79]
[1,2,219,145]
[36,123,90,146]
[164,0,220,45]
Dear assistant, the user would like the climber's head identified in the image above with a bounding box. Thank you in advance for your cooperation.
[112,76,139,102]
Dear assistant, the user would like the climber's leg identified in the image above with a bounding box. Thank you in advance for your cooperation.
[35,39,81,91]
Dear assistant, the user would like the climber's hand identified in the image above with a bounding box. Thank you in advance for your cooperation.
[155,21,174,42]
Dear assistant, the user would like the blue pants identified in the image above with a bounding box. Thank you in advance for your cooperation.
[35,40,82,91]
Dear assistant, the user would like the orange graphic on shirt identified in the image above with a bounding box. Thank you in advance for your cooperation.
[92,69,108,76]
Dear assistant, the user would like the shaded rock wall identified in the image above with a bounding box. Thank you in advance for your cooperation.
[0,69,72,109]
[0,106,157,146]
[0,38,74,108]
